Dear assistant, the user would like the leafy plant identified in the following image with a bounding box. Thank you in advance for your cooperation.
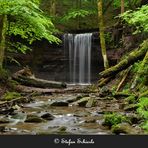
[103,113,128,128]
[0,0,60,54]
[137,97,148,119]
[121,5,148,34]
[62,9,95,22]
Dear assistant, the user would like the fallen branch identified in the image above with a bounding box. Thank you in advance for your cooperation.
[116,65,132,92]
[11,66,67,89]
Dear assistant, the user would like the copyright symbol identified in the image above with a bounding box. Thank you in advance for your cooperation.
[54,138,60,144]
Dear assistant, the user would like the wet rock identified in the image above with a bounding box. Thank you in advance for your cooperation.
[85,119,96,123]
[50,101,68,106]
[58,126,67,132]
[76,94,89,99]
[85,98,97,108]
[0,126,9,132]
[25,114,45,123]
[126,113,142,124]
[9,111,26,120]
[40,113,55,120]
[66,96,81,103]
[99,86,112,97]
[0,118,10,124]
[111,123,138,135]
[124,104,138,111]
[71,97,90,107]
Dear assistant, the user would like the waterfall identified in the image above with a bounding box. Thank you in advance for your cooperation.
[64,33,92,84]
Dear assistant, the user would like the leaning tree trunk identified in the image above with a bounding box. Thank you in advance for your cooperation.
[98,0,109,69]
[0,15,7,71]
[98,40,148,79]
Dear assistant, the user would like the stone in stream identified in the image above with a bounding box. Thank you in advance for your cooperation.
[0,126,9,132]
[40,113,55,121]
[0,118,10,124]
[111,123,140,135]
[85,118,96,123]
[50,100,69,107]
[126,113,142,124]
[71,97,90,107]
[65,96,81,103]
[25,114,45,123]
[85,98,97,108]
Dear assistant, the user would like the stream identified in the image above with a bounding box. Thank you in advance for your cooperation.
[0,86,142,135]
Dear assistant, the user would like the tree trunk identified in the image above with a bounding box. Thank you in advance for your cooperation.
[121,0,124,14]
[12,75,67,89]
[98,40,148,79]
[50,0,56,16]
[98,0,109,69]
[0,15,7,70]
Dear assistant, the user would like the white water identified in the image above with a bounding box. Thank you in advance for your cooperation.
[64,33,92,84]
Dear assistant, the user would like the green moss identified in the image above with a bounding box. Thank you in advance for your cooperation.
[103,113,128,128]
[2,91,21,101]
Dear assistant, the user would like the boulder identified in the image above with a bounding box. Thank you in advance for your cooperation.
[25,114,45,123]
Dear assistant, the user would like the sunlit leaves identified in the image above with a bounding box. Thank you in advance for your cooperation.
[62,9,96,22]
[121,5,148,34]
[0,0,60,54]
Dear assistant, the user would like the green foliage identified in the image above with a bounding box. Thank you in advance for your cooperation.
[141,121,148,131]
[121,5,148,34]
[0,0,60,54]
[2,91,21,101]
[125,95,137,104]
[0,68,8,81]
[137,97,148,119]
[113,0,128,8]
[103,113,128,127]
[62,9,95,22]
[104,32,112,45]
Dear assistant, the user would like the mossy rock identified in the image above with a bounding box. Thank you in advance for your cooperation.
[25,114,45,123]
[102,113,128,128]
[2,91,21,101]
[85,98,97,108]
[58,126,67,132]
[111,123,134,134]
[126,113,142,124]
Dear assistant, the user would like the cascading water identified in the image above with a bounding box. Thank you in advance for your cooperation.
[64,33,92,84]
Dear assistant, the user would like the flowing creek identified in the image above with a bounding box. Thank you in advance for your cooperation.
[0,86,129,135]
